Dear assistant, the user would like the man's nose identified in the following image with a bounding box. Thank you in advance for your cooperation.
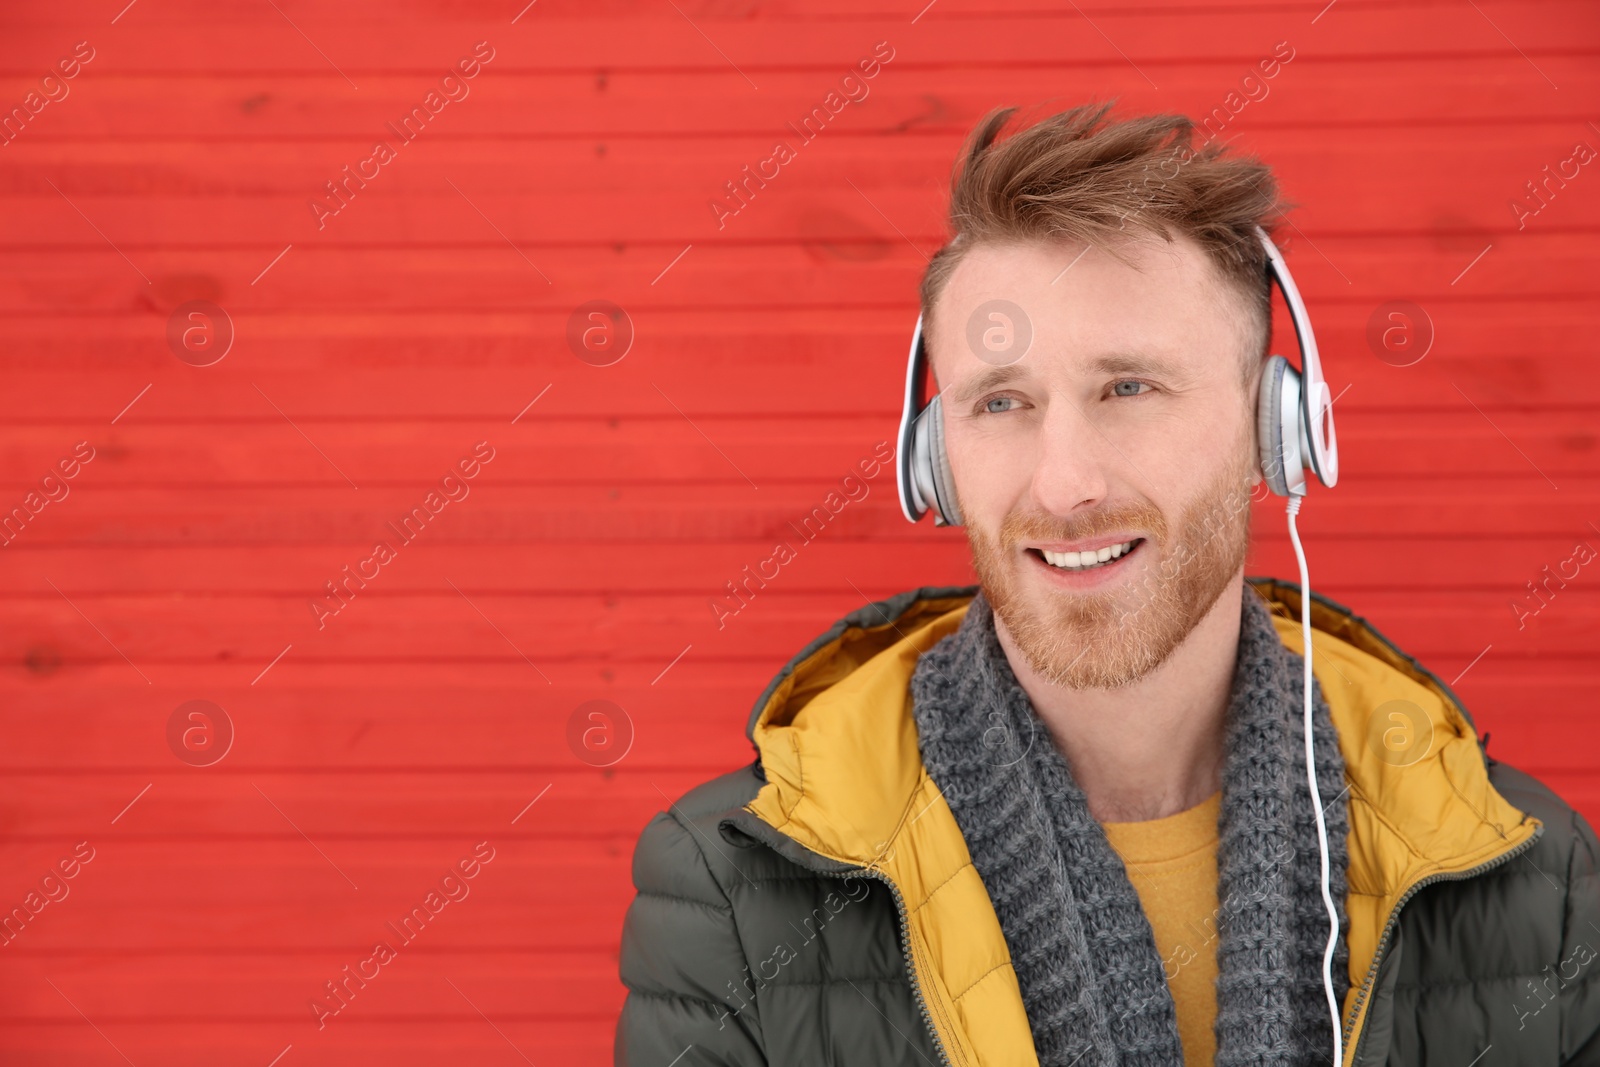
[1029,399,1113,517]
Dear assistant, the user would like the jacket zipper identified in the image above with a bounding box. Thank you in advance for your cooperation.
[816,865,956,1067]
[1341,823,1544,1065]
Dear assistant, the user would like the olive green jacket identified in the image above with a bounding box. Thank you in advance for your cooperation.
[616,579,1600,1065]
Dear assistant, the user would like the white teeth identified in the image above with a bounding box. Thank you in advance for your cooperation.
[1040,540,1138,570]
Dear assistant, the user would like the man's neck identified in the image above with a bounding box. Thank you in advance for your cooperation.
[991,571,1246,824]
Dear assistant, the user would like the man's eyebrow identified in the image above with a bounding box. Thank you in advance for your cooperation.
[1085,352,1189,379]
[946,364,1029,407]
[944,352,1189,406]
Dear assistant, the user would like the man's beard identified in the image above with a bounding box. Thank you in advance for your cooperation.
[967,449,1258,690]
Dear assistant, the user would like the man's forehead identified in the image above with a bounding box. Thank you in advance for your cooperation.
[941,232,1210,298]
[927,234,1244,389]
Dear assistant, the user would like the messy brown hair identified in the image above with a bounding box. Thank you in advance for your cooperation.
[918,100,1295,389]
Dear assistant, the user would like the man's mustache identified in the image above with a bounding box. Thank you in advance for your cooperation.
[999,507,1167,548]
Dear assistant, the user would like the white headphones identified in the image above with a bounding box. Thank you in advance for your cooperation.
[895,225,1339,526]
[893,224,1349,1065]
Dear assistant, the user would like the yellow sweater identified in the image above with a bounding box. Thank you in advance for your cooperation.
[1102,791,1223,1066]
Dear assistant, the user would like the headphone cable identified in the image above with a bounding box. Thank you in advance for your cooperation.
[1285,492,1345,1067]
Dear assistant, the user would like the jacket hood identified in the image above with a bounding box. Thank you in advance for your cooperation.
[737,577,1542,1065]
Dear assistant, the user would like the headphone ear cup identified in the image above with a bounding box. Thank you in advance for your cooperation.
[1257,355,1294,498]
[923,395,964,527]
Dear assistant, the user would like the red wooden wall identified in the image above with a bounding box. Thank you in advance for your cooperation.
[2,1,1597,1063]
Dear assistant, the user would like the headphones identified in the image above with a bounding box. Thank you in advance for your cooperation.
[895,225,1339,526]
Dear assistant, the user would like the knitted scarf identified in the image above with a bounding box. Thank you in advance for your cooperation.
[910,583,1351,1066]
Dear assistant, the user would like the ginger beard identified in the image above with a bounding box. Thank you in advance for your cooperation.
[966,440,1258,690]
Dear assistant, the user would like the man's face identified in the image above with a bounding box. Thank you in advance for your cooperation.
[927,233,1266,690]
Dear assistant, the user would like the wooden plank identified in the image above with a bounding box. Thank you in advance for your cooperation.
[0,1018,608,1067]
[5,126,1600,246]
[1,0,1579,24]
[2,59,1597,141]
[4,538,1600,593]
[1,721,1594,837]
[0,413,1595,485]
[0,950,623,1025]
[2,233,1600,318]
[0,3,1590,70]
[0,840,640,951]
[2,481,1600,543]
[1,579,1598,661]
[3,321,1600,418]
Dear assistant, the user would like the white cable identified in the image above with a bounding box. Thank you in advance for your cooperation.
[1284,493,1344,1067]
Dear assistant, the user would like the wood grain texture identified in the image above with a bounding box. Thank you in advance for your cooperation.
[2,0,1597,1062]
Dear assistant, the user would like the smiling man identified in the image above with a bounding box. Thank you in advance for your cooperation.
[615,102,1600,1066]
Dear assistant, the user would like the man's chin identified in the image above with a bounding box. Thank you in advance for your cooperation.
[983,556,1150,688]
[986,539,1236,691]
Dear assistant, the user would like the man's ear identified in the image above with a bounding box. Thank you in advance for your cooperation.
[1244,356,1267,486]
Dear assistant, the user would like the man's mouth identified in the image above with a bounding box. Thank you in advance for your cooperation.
[1026,538,1145,573]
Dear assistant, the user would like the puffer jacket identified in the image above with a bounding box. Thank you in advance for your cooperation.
[615,578,1600,1066]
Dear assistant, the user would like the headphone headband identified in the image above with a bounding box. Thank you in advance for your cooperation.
[1257,229,1339,490]
[895,314,932,522]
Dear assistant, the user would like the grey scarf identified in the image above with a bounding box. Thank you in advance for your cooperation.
[910,583,1350,1066]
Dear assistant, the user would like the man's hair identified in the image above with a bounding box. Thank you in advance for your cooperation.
[918,100,1297,390]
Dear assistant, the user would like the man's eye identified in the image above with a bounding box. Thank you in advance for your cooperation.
[983,396,1018,414]
[1112,380,1150,397]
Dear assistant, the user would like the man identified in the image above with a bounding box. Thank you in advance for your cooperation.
[614,102,1600,1066]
